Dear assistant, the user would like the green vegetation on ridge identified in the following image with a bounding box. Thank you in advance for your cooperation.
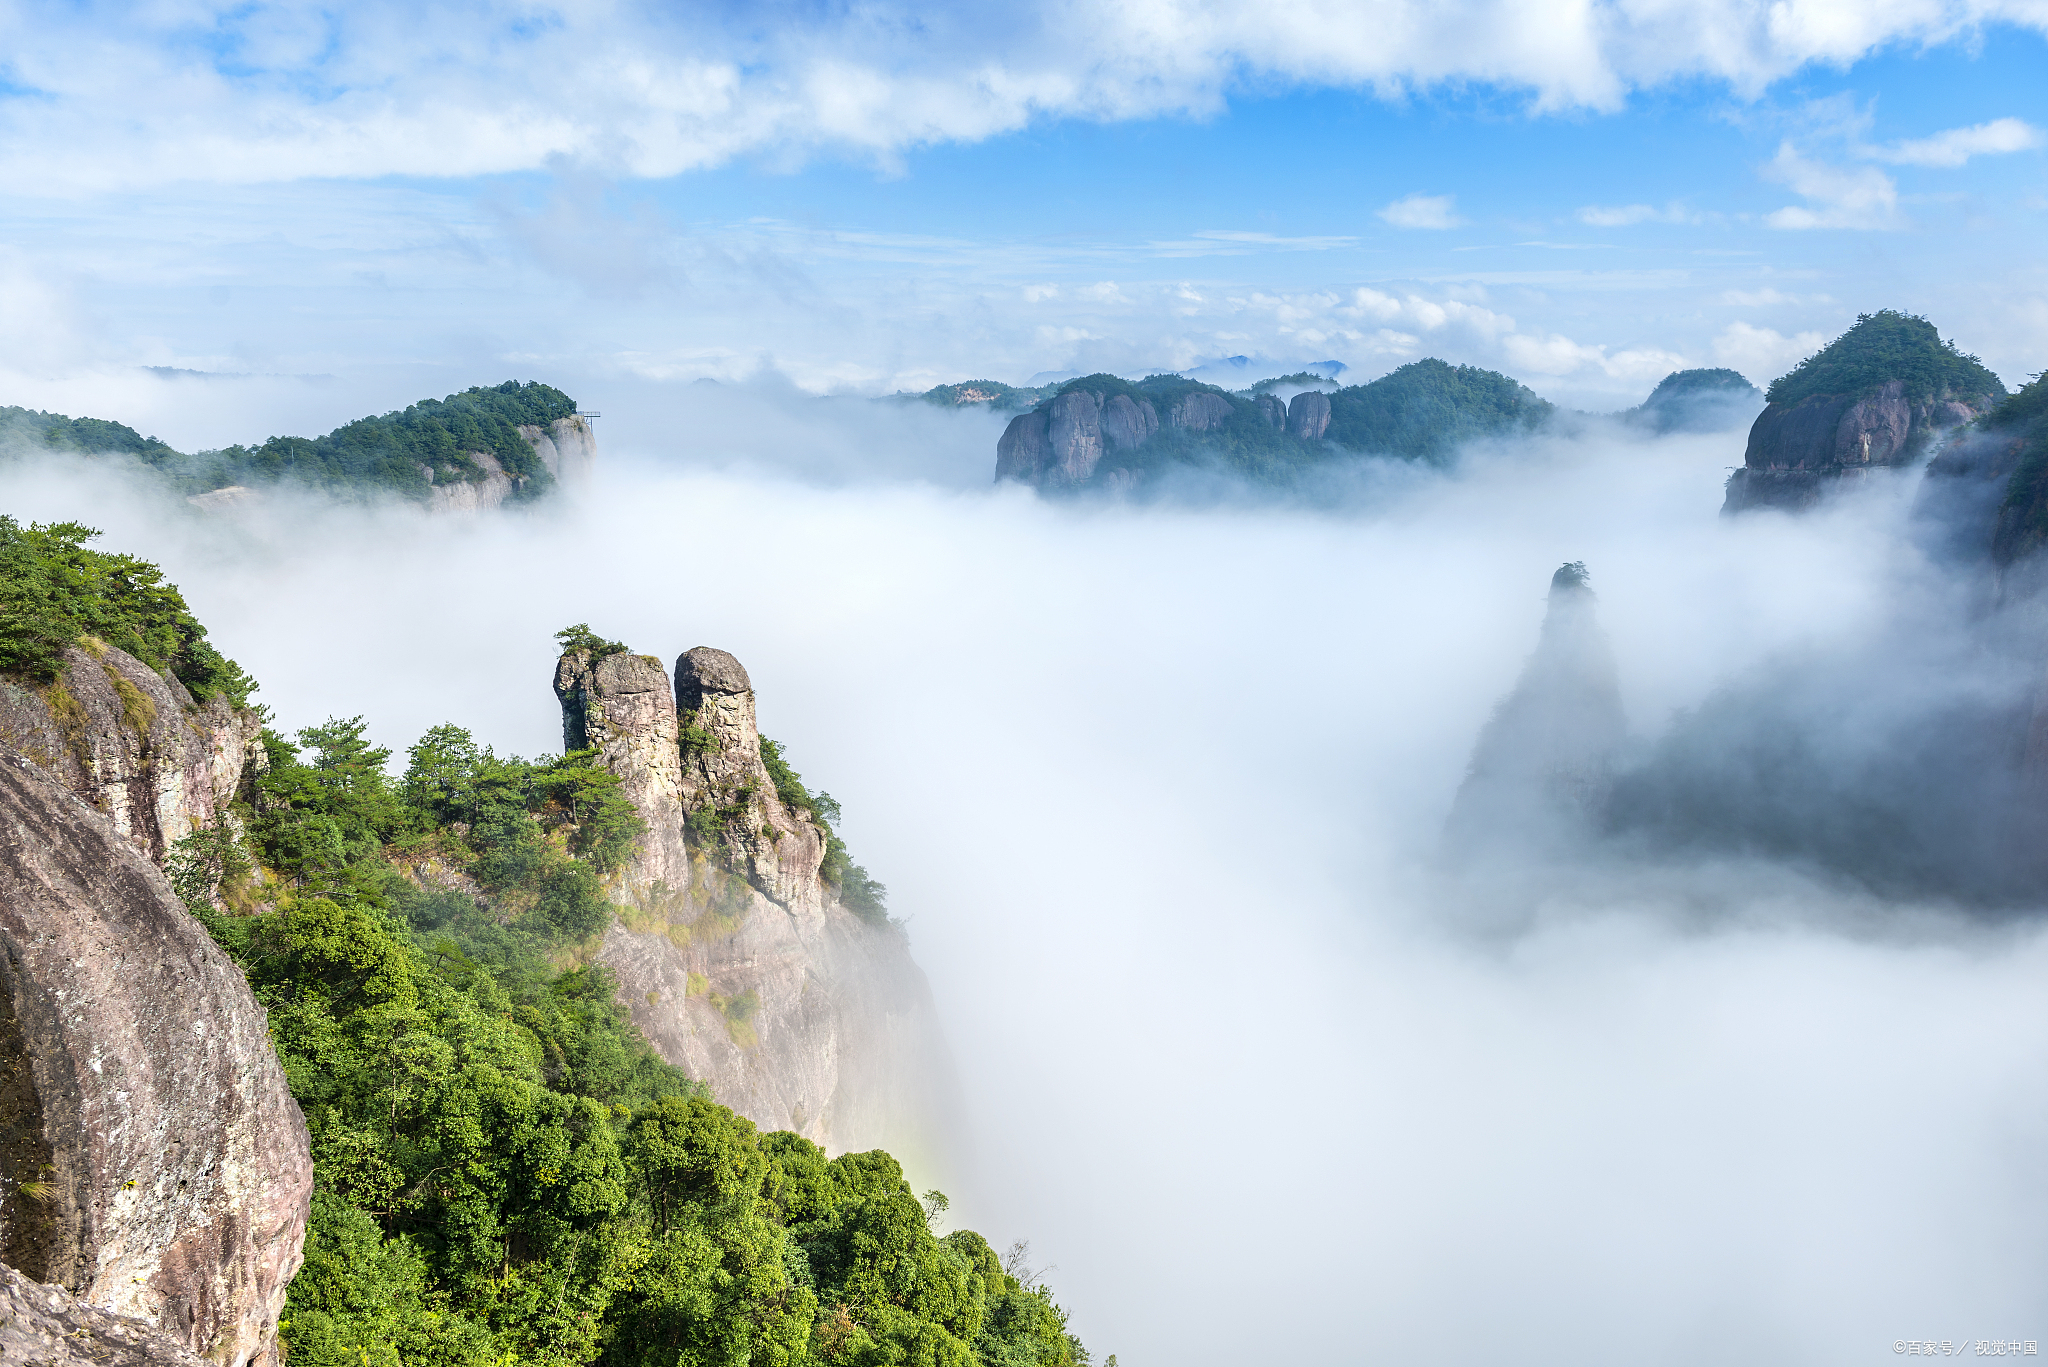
[1766,310,2005,408]
[0,380,579,505]
[0,516,254,704]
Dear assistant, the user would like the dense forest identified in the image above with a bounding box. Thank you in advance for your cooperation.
[0,380,578,504]
[1766,310,2005,407]
[0,523,1092,1367]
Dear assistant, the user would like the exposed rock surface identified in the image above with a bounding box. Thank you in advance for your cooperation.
[1722,311,2003,514]
[993,410,1051,484]
[1254,394,1286,428]
[1170,391,1233,432]
[1099,394,1158,452]
[0,646,261,868]
[424,417,599,512]
[554,651,691,896]
[0,750,310,1367]
[1045,391,1105,485]
[1286,390,1331,441]
[1445,565,1627,853]
[516,416,597,487]
[557,646,953,1158]
[0,1263,208,1367]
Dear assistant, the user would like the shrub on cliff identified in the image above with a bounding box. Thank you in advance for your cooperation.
[1766,310,2005,407]
[0,515,255,703]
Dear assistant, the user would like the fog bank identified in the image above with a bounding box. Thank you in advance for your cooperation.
[3,391,2043,1364]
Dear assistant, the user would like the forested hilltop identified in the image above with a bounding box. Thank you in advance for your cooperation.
[0,380,585,507]
[0,521,1093,1367]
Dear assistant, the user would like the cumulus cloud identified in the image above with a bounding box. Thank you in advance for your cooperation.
[6,0,2044,190]
[1712,319,1829,380]
[1762,143,1900,229]
[1868,115,2044,166]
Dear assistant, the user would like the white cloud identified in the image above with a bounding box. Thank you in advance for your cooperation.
[1575,202,1697,226]
[1380,194,1465,230]
[1712,320,1829,380]
[9,0,2040,190]
[1762,144,1900,229]
[1868,116,2045,167]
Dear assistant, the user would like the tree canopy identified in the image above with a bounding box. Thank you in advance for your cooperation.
[0,516,254,703]
[1765,310,2005,407]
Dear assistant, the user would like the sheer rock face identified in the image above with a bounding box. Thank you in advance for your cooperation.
[558,646,953,1157]
[0,645,261,868]
[0,751,310,1367]
[426,418,598,512]
[1254,394,1287,429]
[1099,394,1159,452]
[1725,380,1996,513]
[1446,570,1627,853]
[553,650,691,896]
[994,411,1051,484]
[424,448,515,513]
[1170,391,1233,432]
[1046,391,1105,484]
[1286,390,1331,441]
[517,416,597,487]
[0,1264,208,1367]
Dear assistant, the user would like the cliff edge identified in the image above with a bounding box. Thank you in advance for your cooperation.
[554,640,953,1161]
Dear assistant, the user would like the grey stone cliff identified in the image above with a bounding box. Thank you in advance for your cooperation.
[554,646,953,1160]
[1724,379,1996,513]
[1286,390,1331,441]
[0,645,261,868]
[554,650,692,898]
[0,750,311,1367]
[0,1263,207,1367]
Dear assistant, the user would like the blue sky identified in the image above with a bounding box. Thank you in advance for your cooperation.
[1,0,2045,438]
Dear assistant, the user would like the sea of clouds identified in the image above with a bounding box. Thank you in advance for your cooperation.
[3,381,2044,1364]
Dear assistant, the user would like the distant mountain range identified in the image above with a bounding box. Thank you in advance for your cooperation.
[968,361,1762,492]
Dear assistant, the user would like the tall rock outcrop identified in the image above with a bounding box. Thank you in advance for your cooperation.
[554,644,953,1161]
[1445,563,1627,853]
[554,648,691,898]
[1286,390,1331,441]
[0,644,260,868]
[0,749,310,1367]
[1724,311,2004,514]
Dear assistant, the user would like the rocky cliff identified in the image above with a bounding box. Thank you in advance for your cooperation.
[425,415,597,513]
[994,360,1551,491]
[0,749,310,1367]
[0,1263,208,1367]
[0,644,261,868]
[554,644,952,1160]
[1445,562,1627,854]
[1723,311,2004,514]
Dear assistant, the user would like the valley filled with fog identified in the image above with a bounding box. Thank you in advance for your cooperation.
[4,385,2041,1364]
